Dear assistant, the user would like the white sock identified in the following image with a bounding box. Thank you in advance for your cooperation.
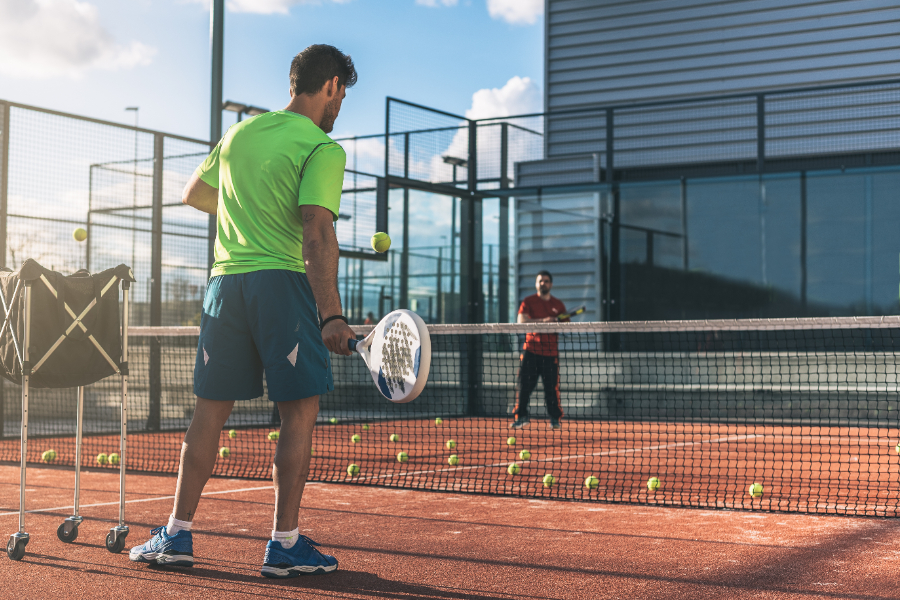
[272,527,300,550]
[166,515,193,536]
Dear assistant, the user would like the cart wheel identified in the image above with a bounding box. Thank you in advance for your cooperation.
[106,531,126,553]
[7,538,25,561]
[57,522,78,543]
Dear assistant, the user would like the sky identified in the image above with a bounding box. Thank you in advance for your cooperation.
[0,0,545,141]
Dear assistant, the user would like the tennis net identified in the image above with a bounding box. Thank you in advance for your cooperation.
[2,317,900,516]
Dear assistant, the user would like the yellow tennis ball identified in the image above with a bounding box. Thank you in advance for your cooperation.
[507,436,516,446]
[96,453,108,465]
[519,449,531,460]
[371,232,391,253]
[73,227,87,242]
[351,434,361,443]
[507,462,521,475]
[397,451,409,463]
[108,453,120,465]
[347,463,360,476]
[218,447,230,458]
[362,424,370,431]
[311,447,315,456]
[448,454,459,466]
[748,482,764,498]
[389,434,400,442]
[228,429,237,439]
[329,417,339,425]
[446,439,456,450]
[542,474,556,488]
[584,476,599,489]
[41,450,55,463]
[647,477,660,491]
[895,442,900,454]
[435,418,443,425]
[268,431,279,441]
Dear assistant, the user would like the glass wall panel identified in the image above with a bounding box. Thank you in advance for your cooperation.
[871,171,900,315]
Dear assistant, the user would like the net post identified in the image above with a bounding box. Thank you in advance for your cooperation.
[148,133,164,431]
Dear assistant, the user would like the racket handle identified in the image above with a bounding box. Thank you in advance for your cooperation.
[348,338,358,351]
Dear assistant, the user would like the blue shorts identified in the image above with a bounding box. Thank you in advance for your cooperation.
[193,270,333,402]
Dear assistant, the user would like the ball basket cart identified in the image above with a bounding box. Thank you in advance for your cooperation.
[0,259,135,561]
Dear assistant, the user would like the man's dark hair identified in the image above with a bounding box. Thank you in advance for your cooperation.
[537,270,553,283]
[290,45,357,96]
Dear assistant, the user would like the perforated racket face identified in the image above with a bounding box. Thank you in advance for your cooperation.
[362,310,431,403]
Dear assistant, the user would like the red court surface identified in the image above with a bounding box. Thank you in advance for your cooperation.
[1,464,900,599]
[3,418,899,515]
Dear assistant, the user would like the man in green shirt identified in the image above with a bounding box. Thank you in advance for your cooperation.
[129,45,356,578]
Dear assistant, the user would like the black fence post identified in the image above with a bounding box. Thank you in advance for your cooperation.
[461,120,482,416]
[0,101,8,436]
[400,132,410,309]
[148,133,163,431]
[499,122,509,323]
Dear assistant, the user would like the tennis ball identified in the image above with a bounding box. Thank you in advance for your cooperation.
[268,431,279,441]
[347,463,360,476]
[72,227,87,242]
[371,232,391,253]
[448,454,459,466]
[507,462,521,475]
[218,447,230,458]
[41,450,55,463]
[507,436,516,446]
[647,477,660,491]
[896,441,900,454]
[311,447,315,456]
[446,439,456,450]
[389,434,400,442]
[47,449,57,461]
[351,434,361,444]
[584,475,599,489]
[748,482,764,498]
[362,424,370,431]
[519,449,531,460]
[108,453,120,465]
[96,453,108,465]
[542,474,556,488]
[329,417,339,425]
[435,418,443,425]
[397,451,409,463]
[228,429,237,439]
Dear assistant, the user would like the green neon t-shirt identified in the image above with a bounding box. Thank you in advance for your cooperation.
[196,110,345,277]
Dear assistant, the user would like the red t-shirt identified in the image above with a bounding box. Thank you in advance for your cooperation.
[518,294,568,356]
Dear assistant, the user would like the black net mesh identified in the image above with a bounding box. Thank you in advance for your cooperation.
[4,318,900,516]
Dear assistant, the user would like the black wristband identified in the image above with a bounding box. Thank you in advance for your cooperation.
[320,314,348,330]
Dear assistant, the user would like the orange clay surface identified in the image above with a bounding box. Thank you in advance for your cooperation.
[0,464,899,599]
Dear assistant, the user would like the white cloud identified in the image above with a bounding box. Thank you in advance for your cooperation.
[0,0,155,79]
[430,76,542,182]
[416,0,458,6]
[465,75,541,120]
[487,0,542,25]
[187,0,352,15]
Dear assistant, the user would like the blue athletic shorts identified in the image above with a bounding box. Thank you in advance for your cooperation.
[193,270,333,402]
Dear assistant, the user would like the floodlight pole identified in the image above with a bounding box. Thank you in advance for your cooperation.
[207,0,224,274]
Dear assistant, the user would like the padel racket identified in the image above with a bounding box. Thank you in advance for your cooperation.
[348,309,431,403]
[558,305,586,321]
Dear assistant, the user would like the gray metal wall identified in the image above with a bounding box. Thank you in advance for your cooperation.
[546,0,900,115]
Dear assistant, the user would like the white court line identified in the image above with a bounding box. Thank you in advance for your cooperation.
[359,433,764,483]
[0,485,278,517]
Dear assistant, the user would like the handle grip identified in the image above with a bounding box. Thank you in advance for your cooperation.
[348,338,358,351]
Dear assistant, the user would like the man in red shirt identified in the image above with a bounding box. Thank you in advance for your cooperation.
[511,270,568,430]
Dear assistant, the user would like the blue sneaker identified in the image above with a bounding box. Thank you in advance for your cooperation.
[261,535,338,578]
[129,526,194,567]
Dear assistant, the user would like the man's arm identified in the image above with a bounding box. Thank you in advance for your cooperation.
[182,172,218,215]
[301,204,354,355]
